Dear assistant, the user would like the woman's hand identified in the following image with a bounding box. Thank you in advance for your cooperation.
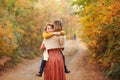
[40,43,46,51]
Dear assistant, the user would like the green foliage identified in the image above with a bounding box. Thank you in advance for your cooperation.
[106,63,120,80]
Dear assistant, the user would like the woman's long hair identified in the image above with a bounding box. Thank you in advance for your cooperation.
[53,20,62,31]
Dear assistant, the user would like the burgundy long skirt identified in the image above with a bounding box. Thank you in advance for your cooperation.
[44,49,66,80]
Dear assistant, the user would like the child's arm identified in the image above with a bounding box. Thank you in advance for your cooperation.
[43,31,54,39]
[43,31,66,39]
[60,31,65,36]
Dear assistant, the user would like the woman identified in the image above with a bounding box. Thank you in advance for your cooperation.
[43,22,66,80]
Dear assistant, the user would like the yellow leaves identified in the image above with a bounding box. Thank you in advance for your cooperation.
[98,0,104,3]
[32,33,37,38]
[81,0,119,26]
[0,26,15,39]
[79,0,120,70]
[92,53,97,58]
[73,0,120,79]
[15,0,33,8]
[7,33,14,39]
[6,27,15,39]
[109,3,119,13]
[80,17,88,24]
[4,0,9,5]
[85,6,91,14]
[16,28,25,34]
[98,59,102,63]
[88,40,96,46]
[0,25,17,55]
[102,58,111,68]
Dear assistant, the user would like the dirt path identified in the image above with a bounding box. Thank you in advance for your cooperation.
[64,40,110,80]
[0,40,110,80]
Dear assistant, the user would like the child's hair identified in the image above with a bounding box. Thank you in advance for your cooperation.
[53,20,62,31]
[44,24,54,31]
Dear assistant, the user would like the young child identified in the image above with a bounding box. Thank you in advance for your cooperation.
[36,23,65,77]
[36,24,54,77]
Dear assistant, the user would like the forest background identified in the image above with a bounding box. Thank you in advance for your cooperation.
[0,0,120,80]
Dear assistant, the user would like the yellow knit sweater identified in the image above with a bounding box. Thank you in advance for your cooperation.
[43,31,65,39]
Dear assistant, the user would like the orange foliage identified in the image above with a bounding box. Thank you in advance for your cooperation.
[0,25,17,56]
[78,0,120,67]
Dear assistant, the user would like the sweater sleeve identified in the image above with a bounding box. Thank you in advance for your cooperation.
[43,31,54,39]
[61,31,66,36]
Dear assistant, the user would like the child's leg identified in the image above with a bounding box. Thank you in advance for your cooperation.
[39,59,46,74]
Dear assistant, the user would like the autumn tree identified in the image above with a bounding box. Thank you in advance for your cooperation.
[0,0,75,67]
[72,0,120,79]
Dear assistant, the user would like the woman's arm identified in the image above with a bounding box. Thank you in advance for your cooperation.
[40,43,46,51]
